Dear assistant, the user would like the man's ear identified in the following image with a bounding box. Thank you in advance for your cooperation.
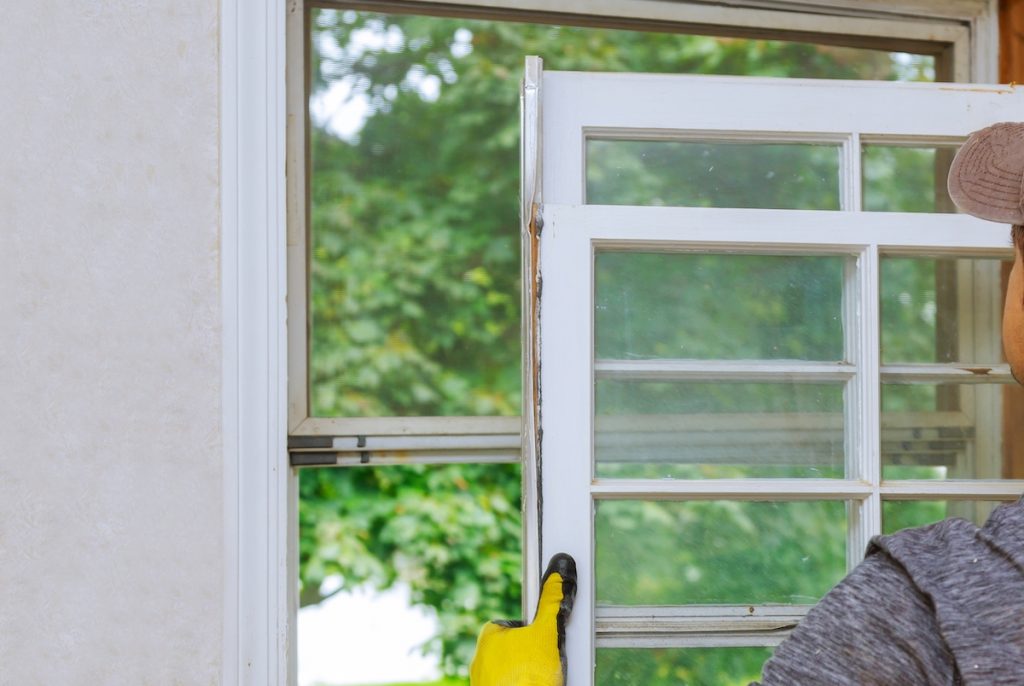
[1013,226,1024,269]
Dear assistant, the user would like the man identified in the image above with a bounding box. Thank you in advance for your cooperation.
[754,123,1024,685]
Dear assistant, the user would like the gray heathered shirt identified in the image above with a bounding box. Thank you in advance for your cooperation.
[753,500,1024,685]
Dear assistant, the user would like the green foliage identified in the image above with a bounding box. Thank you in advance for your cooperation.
[596,500,846,606]
[300,464,522,676]
[596,253,845,361]
[597,648,774,686]
[302,7,948,682]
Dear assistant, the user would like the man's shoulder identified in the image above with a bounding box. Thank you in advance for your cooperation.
[870,499,1024,571]
[866,499,1024,683]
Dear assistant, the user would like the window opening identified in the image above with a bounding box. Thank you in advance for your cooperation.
[294,4,964,686]
[302,7,937,428]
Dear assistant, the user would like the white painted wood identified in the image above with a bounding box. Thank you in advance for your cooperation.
[842,132,861,212]
[591,479,873,499]
[597,633,790,649]
[223,0,292,685]
[879,481,1024,498]
[335,0,991,23]
[534,65,1023,684]
[322,452,520,466]
[545,75,1024,208]
[543,205,1015,253]
[596,359,855,381]
[881,363,1014,383]
[521,56,544,617]
[537,170,598,677]
[732,0,987,20]
[286,0,309,433]
[221,0,240,678]
[292,415,519,436]
[325,433,521,451]
[849,244,881,567]
[596,604,809,648]
[339,0,968,47]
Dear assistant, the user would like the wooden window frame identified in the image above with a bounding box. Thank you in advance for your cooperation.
[222,0,1000,684]
[529,62,1023,683]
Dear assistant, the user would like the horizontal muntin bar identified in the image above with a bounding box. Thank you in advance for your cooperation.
[592,480,1024,500]
[597,633,788,648]
[591,478,872,500]
[595,359,854,381]
[290,450,519,468]
[290,415,519,437]
[332,433,519,451]
[545,203,1014,253]
[879,481,1024,499]
[880,363,1014,384]
[594,360,1014,384]
[289,433,521,452]
[596,604,808,649]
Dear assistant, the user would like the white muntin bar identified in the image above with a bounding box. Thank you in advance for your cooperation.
[848,243,882,568]
[328,433,521,451]
[596,604,810,649]
[880,363,1015,384]
[595,359,854,381]
[591,479,872,500]
[543,204,1014,253]
[879,481,1024,499]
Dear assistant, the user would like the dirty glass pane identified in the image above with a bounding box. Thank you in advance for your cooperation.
[862,145,958,213]
[881,382,1022,479]
[595,379,845,478]
[308,6,934,418]
[882,499,1009,534]
[597,647,774,686]
[595,500,846,605]
[595,252,846,361]
[587,140,841,209]
[880,256,1010,365]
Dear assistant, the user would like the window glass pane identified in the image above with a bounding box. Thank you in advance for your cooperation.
[881,256,1009,365]
[882,499,1010,534]
[882,382,1022,479]
[862,145,957,213]
[595,380,844,478]
[587,140,841,209]
[597,647,773,686]
[298,464,521,681]
[308,9,933,418]
[595,500,846,605]
[595,252,846,361]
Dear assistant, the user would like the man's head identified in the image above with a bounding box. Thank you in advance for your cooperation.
[947,123,1024,384]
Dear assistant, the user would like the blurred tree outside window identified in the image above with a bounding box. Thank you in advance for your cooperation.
[298,7,963,685]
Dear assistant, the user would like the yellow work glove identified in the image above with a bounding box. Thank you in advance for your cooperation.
[469,553,577,686]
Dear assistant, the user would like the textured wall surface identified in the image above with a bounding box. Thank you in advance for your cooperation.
[0,2,222,683]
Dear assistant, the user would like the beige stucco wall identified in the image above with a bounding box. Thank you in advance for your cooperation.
[0,2,223,683]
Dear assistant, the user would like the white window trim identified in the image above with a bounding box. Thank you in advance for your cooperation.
[224,1,999,684]
[222,0,293,683]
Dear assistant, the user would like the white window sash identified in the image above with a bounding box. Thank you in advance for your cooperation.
[529,60,1024,685]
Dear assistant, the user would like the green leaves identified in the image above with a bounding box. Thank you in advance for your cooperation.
[299,464,522,676]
